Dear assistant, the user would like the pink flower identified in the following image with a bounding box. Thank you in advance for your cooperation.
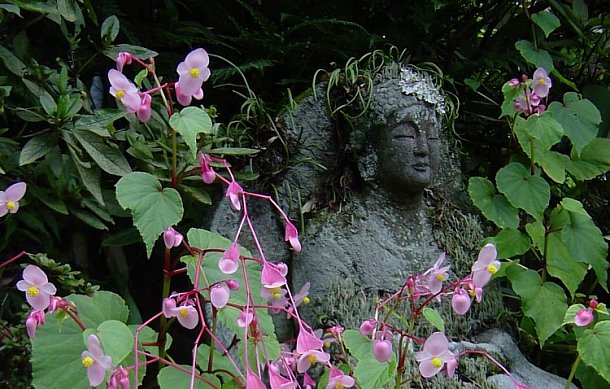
[16,265,57,310]
[303,373,315,388]
[176,48,211,98]
[467,281,483,303]
[293,282,310,306]
[326,368,355,389]
[163,226,183,249]
[297,349,330,373]
[225,180,243,211]
[359,318,377,336]
[451,287,471,315]
[508,78,520,87]
[471,243,500,288]
[261,261,287,289]
[162,297,199,329]
[107,366,130,389]
[424,253,451,294]
[136,93,152,123]
[261,286,288,314]
[589,299,599,309]
[284,221,301,252]
[246,368,266,389]
[0,182,26,216]
[199,152,215,184]
[269,366,297,389]
[532,67,552,98]
[108,69,140,113]
[25,309,45,339]
[373,330,393,363]
[116,52,132,72]
[237,309,254,327]
[415,332,456,378]
[210,283,230,309]
[296,325,324,354]
[219,242,240,274]
[575,308,594,327]
[327,324,344,337]
[175,82,204,106]
[226,279,240,291]
[81,334,112,387]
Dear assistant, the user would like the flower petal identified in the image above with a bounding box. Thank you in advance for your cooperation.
[23,265,49,286]
[5,182,26,202]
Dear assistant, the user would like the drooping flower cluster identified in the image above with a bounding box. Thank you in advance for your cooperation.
[508,67,552,116]
[16,265,61,339]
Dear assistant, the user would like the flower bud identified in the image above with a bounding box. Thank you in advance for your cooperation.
[359,318,377,336]
[373,339,392,363]
[226,279,240,291]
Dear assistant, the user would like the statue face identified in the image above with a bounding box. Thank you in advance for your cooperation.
[375,102,441,195]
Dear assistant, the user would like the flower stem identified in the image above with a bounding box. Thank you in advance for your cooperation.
[565,354,580,389]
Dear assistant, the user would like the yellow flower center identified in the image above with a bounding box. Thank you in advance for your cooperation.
[303,296,310,304]
[116,89,125,99]
[336,384,344,389]
[308,354,318,364]
[178,307,189,317]
[487,264,498,274]
[6,201,16,210]
[82,356,94,368]
[436,274,446,282]
[190,68,200,78]
[324,340,332,348]
[27,286,39,297]
[432,357,443,368]
[468,289,476,297]
[270,287,282,299]
[537,78,546,85]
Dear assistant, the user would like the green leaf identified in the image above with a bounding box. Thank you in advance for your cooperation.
[29,186,68,215]
[343,329,373,360]
[525,221,545,251]
[492,228,530,258]
[468,177,519,229]
[115,172,184,257]
[343,330,396,388]
[157,365,218,389]
[545,231,587,297]
[57,0,78,22]
[536,150,570,183]
[578,321,610,385]
[72,130,132,176]
[566,138,610,181]
[549,93,601,155]
[500,81,523,117]
[532,10,561,38]
[515,40,554,71]
[102,227,141,246]
[75,109,127,136]
[169,107,213,159]
[422,307,445,332]
[100,15,119,42]
[562,304,586,325]
[67,291,129,326]
[496,163,550,220]
[208,147,260,156]
[572,0,588,21]
[506,266,567,346]
[576,362,610,389]
[181,229,276,339]
[19,133,55,165]
[68,147,105,205]
[39,94,57,116]
[70,207,108,230]
[239,336,280,371]
[196,343,240,383]
[0,4,21,16]
[514,114,564,163]
[97,320,134,366]
[0,45,26,76]
[180,185,212,205]
[583,85,610,137]
[103,44,158,60]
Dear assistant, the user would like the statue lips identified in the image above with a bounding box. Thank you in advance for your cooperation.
[412,161,430,172]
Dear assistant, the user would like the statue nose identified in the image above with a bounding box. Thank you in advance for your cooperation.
[414,133,429,155]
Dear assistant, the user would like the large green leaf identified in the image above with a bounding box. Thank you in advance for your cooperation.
[196,343,240,383]
[96,320,134,366]
[69,147,104,205]
[19,133,56,165]
[492,228,530,259]
[536,150,570,183]
[578,321,610,385]
[550,199,608,290]
[532,10,560,38]
[67,291,129,326]
[506,266,567,346]
[549,93,601,155]
[515,40,554,71]
[103,44,158,60]
[545,231,587,298]
[343,329,396,388]
[116,172,184,257]
[181,228,276,340]
[468,177,519,229]
[157,365,219,389]
[496,163,550,220]
[169,107,213,159]
[566,137,610,181]
[72,129,132,176]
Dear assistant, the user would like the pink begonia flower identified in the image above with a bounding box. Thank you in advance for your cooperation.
[532,67,552,98]
[303,373,316,389]
[415,332,457,378]
[219,242,240,274]
[237,309,254,327]
[424,253,451,294]
[261,261,287,289]
[327,324,344,337]
[226,279,240,291]
[296,325,324,354]
[589,299,599,309]
[210,283,230,309]
[508,78,520,87]
[116,52,132,72]
[176,48,211,97]
[107,366,130,389]
[284,221,301,252]
[0,182,26,217]
[25,309,45,339]
[451,287,472,315]
[175,82,204,106]
[136,93,152,123]
[81,334,112,387]
[359,318,377,336]
[246,368,266,389]
[373,330,393,363]
[199,152,216,184]
[467,281,483,303]
[297,349,330,373]
[575,308,594,327]
[261,286,288,314]
[108,69,140,113]
[326,368,355,389]
[163,226,183,249]
[471,243,500,288]
[268,366,297,389]
[162,297,199,329]
[225,180,243,211]
[16,265,57,310]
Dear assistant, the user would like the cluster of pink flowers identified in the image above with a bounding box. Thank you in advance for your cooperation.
[508,67,552,116]
[108,48,211,123]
